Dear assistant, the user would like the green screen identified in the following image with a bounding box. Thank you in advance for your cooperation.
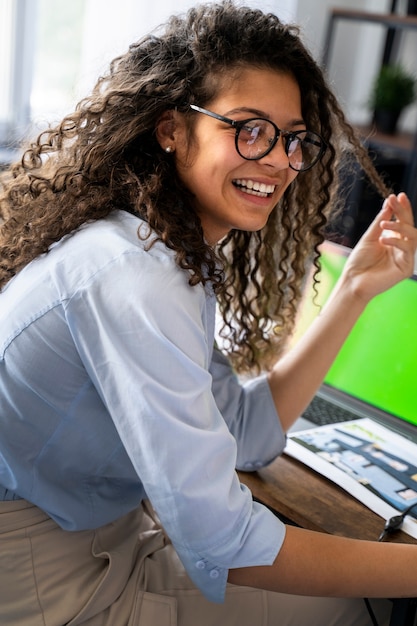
[294,242,417,425]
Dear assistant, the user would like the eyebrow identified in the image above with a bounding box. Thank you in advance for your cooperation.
[225,107,305,128]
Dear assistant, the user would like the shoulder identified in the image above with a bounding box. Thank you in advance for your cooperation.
[0,212,208,344]
[54,213,214,328]
[46,211,187,295]
[54,210,174,268]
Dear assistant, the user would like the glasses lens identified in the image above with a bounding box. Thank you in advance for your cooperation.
[236,119,276,160]
[237,120,324,170]
[286,131,324,172]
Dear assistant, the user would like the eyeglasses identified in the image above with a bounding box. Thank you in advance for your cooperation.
[189,104,326,172]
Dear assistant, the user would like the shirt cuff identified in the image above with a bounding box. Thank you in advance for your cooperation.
[173,500,286,603]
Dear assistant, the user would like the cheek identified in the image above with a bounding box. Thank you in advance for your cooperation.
[284,169,299,190]
[271,170,298,206]
[184,144,234,189]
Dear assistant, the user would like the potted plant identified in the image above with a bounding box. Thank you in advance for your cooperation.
[368,64,416,134]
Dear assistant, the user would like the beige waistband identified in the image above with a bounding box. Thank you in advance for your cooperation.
[0,498,50,533]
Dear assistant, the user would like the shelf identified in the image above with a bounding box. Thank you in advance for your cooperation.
[355,125,416,158]
[322,8,417,211]
[328,9,417,30]
[323,10,417,68]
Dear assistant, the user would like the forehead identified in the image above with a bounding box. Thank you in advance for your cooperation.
[206,66,302,122]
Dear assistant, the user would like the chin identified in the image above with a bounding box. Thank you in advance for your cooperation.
[242,218,270,232]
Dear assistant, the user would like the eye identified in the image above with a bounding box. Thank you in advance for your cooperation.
[239,120,270,145]
[286,135,302,156]
[240,123,261,142]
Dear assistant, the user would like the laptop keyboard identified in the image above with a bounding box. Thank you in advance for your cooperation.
[302,395,358,426]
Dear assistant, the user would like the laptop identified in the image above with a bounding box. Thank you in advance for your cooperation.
[291,240,417,442]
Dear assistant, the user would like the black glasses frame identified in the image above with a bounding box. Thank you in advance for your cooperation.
[189,104,327,172]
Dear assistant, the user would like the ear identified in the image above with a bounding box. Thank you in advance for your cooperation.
[155,110,177,153]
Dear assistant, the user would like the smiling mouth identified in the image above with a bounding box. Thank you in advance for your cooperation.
[233,178,276,198]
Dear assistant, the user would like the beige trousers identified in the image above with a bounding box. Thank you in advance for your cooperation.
[0,499,390,626]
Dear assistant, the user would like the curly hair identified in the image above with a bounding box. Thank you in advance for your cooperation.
[0,1,389,373]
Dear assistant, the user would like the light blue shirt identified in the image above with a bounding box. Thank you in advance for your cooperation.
[0,210,286,602]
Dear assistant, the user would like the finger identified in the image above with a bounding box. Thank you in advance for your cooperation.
[386,192,414,225]
[380,218,417,240]
[379,233,412,251]
[379,219,417,272]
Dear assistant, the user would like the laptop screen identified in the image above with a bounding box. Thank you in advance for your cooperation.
[293,241,417,426]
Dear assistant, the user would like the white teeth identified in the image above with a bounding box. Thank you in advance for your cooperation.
[235,179,275,196]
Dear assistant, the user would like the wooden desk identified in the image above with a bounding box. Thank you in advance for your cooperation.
[239,453,415,542]
[239,453,417,626]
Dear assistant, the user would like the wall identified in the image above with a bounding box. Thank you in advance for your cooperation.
[78,0,297,96]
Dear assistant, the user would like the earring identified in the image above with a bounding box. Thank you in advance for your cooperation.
[165,146,174,153]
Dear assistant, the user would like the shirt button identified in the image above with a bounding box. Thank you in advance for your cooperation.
[209,569,220,579]
[195,560,206,570]
[254,461,263,468]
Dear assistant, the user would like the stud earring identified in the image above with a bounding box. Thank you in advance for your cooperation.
[165,146,174,153]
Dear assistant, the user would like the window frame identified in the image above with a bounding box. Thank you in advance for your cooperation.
[0,0,37,164]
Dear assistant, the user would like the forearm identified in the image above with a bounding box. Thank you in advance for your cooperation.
[228,524,417,598]
[267,276,368,430]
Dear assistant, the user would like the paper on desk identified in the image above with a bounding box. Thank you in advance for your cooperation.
[285,417,417,539]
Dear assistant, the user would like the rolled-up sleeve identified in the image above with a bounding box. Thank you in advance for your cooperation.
[178,496,285,602]
[210,347,287,470]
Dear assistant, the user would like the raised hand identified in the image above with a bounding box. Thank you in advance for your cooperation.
[340,192,417,302]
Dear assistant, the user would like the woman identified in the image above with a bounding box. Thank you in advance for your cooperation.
[0,2,416,625]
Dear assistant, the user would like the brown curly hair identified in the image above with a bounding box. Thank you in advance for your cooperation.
[0,1,388,373]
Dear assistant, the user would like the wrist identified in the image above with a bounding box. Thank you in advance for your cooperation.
[326,273,370,320]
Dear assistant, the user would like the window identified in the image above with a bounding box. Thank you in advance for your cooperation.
[0,0,297,166]
[0,0,85,163]
[30,0,86,125]
[0,0,14,143]
[0,0,38,149]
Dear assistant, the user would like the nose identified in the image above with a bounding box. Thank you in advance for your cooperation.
[259,135,290,169]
